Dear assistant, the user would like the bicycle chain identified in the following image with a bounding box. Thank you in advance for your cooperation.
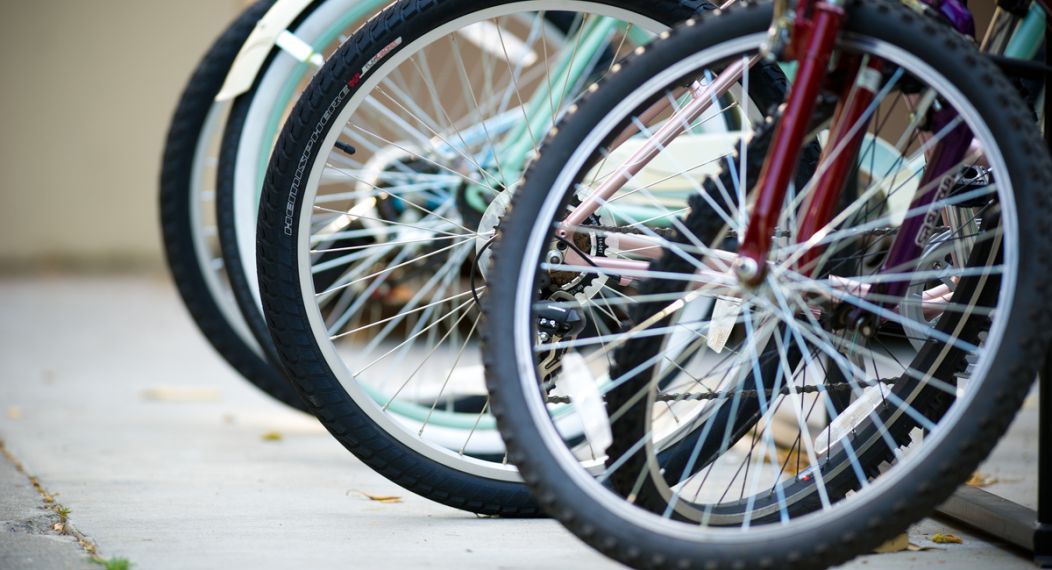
[545,377,897,404]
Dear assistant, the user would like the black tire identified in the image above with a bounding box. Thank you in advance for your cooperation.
[484,1,1052,567]
[257,0,716,516]
[159,0,307,412]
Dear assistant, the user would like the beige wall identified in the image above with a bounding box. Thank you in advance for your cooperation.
[0,1,243,270]
[0,2,1002,271]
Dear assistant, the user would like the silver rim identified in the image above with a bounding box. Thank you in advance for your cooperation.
[189,100,262,354]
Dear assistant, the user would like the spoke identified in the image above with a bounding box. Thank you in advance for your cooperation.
[312,233,471,255]
[384,192,478,237]
[551,13,595,133]
[408,49,496,172]
[767,322,832,510]
[762,287,886,488]
[315,244,400,307]
[786,180,994,276]
[353,295,477,378]
[351,124,501,194]
[460,398,492,456]
[777,269,985,355]
[493,13,545,149]
[778,115,971,272]
[333,289,479,340]
[362,94,435,149]
[312,204,464,238]
[566,189,737,277]
[534,314,728,353]
[317,237,474,299]
[378,75,445,134]
[533,290,694,311]
[360,247,472,355]
[379,300,479,411]
[374,86,506,189]
[449,33,512,186]
[760,287,944,434]
[540,260,736,288]
[323,245,414,335]
[779,69,907,226]
[626,113,740,233]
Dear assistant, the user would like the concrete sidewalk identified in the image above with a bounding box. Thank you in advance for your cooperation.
[0,275,1041,569]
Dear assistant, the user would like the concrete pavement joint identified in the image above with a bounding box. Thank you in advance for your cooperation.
[0,439,105,563]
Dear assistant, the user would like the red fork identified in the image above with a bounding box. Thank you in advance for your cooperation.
[736,0,845,284]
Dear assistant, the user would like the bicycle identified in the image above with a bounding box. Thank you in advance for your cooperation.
[482,0,1052,566]
[229,0,755,515]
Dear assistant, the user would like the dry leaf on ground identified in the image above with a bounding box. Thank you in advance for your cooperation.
[966,472,998,487]
[140,387,222,402]
[357,491,403,504]
[931,533,963,544]
[873,533,910,553]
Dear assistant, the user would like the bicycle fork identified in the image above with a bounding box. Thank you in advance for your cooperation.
[736,0,849,284]
[736,0,978,333]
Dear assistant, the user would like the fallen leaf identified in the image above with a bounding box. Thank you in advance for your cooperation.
[53,523,64,532]
[966,472,998,488]
[6,406,22,420]
[907,543,937,552]
[873,533,909,553]
[261,431,283,442]
[931,533,963,544]
[358,491,403,504]
[140,387,222,402]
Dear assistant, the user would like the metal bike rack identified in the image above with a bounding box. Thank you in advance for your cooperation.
[933,361,1050,566]
[932,35,1052,564]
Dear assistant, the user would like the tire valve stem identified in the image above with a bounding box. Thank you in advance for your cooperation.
[335,141,357,156]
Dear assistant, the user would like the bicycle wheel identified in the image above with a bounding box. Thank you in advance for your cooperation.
[159,0,306,411]
[257,0,718,515]
[484,1,1052,566]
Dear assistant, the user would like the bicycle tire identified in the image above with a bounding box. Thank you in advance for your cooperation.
[159,0,307,411]
[483,1,1052,566]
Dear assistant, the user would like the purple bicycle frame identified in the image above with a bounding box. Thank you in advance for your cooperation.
[859,0,976,312]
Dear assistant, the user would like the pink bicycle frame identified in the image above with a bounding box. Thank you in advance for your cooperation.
[548,0,984,318]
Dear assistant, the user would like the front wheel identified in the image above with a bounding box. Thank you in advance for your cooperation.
[484,1,1052,567]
